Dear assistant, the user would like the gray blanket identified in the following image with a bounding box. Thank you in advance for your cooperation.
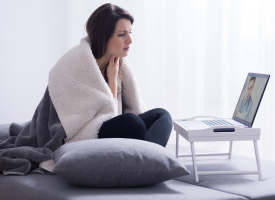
[0,87,66,175]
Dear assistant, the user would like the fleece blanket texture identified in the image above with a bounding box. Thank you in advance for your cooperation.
[49,36,147,143]
[0,36,147,175]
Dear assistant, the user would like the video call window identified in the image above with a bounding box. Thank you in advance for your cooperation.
[234,76,267,122]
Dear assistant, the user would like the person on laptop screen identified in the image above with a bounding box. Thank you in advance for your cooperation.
[234,77,256,121]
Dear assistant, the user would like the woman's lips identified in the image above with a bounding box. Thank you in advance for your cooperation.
[124,47,130,51]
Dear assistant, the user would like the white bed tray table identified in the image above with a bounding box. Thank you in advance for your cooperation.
[173,115,262,183]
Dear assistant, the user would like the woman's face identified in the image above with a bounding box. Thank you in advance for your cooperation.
[106,19,132,58]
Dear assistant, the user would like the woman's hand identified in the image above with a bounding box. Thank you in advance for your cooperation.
[106,55,119,81]
[106,55,119,99]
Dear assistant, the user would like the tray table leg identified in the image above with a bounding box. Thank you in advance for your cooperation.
[176,132,179,158]
[229,141,233,159]
[190,142,199,183]
[253,140,263,181]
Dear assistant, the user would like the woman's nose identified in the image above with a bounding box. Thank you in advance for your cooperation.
[127,34,132,44]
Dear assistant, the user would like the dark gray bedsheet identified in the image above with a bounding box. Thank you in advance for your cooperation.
[0,87,66,175]
[0,173,247,200]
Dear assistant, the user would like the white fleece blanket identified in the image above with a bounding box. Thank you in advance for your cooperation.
[48,36,147,144]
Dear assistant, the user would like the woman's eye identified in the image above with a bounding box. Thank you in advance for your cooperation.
[118,32,132,37]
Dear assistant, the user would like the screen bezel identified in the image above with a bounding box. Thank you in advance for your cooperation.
[232,72,270,127]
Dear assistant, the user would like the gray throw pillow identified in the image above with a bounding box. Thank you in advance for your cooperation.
[52,138,190,188]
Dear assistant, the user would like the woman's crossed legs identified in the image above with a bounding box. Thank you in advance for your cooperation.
[98,108,173,147]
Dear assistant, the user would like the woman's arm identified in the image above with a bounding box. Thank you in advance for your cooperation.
[108,79,117,99]
[106,55,119,100]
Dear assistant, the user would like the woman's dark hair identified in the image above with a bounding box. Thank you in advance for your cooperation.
[85,3,134,97]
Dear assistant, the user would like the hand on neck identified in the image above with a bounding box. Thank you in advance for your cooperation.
[96,55,110,75]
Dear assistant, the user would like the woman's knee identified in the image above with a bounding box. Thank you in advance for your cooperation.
[153,108,172,121]
[123,113,146,139]
[154,108,173,132]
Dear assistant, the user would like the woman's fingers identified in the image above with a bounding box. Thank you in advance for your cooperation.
[110,55,115,63]
[115,57,120,65]
[109,55,120,67]
[106,55,120,80]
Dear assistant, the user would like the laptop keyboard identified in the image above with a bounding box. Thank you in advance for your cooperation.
[202,119,233,127]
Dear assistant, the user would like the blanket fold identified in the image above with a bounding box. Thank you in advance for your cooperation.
[0,36,147,175]
[0,87,66,175]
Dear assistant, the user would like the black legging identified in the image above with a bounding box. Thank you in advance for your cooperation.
[98,108,173,147]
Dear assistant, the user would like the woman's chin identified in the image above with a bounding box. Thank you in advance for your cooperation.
[118,52,129,57]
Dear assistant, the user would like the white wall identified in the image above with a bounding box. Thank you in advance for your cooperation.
[0,1,81,123]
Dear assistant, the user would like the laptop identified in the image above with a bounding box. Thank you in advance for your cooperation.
[177,72,270,130]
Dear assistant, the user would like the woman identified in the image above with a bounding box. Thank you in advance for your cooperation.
[84,3,173,147]
[0,3,173,176]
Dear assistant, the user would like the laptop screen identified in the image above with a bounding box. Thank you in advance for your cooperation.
[232,72,270,127]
